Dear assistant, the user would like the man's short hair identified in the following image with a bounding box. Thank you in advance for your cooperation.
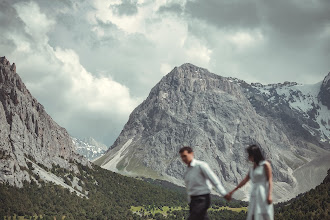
[179,146,193,154]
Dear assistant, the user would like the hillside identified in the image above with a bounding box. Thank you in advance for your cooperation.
[0,162,249,219]
[275,169,330,220]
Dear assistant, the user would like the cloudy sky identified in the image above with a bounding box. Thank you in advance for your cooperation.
[1,0,329,146]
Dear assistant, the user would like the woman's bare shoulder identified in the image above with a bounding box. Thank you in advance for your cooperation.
[263,160,272,169]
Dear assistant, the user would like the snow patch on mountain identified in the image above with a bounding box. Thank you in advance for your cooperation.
[101,138,133,172]
[72,137,108,160]
[29,159,87,197]
[251,81,330,143]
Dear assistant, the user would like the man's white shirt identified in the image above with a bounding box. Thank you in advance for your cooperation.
[184,159,227,203]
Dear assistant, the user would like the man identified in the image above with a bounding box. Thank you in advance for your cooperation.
[179,146,230,220]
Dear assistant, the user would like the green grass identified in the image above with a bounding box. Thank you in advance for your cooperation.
[4,215,66,220]
[130,205,247,217]
[131,205,187,216]
[209,206,248,212]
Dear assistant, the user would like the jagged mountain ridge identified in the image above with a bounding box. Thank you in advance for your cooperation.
[95,63,330,202]
[229,75,330,146]
[72,137,108,160]
[0,56,89,195]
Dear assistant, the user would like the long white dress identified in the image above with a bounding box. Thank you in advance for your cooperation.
[247,160,274,220]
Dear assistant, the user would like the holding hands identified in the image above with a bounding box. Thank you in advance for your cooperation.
[224,191,234,201]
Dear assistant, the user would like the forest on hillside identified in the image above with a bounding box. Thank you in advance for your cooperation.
[0,163,247,219]
[1,162,329,220]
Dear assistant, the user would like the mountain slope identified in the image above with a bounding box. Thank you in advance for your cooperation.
[275,169,330,220]
[95,63,330,202]
[0,56,89,192]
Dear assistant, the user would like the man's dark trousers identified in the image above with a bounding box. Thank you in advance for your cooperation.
[188,194,211,220]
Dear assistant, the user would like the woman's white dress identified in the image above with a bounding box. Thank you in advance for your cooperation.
[247,160,274,220]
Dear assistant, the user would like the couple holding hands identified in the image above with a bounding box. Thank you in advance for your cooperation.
[179,144,274,220]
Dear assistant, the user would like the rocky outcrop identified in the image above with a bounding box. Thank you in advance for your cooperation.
[0,56,89,188]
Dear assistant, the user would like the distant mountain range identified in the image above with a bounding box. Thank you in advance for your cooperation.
[72,137,108,160]
[95,63,330,202]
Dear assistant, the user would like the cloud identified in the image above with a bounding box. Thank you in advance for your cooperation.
[185,0,260,29]
[181,0,330,84]
[1,0,329,145]
[158,3,183,15]
[13,1,55,43]
[112,0,139,16]
[53,47,138,116]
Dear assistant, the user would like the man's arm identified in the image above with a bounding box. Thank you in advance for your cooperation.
[200,162,227,196]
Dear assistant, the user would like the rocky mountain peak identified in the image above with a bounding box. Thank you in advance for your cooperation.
[318,72,330,109]
[0,56,10,66]
[0,56,16,73]
[153,64,244,101]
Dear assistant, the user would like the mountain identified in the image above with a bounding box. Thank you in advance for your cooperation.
[95,63,330,202]
[275,168,330,220]
[0,56,89,195]
[72,137,108,160]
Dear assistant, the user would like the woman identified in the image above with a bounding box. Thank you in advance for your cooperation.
[227,144,274,220]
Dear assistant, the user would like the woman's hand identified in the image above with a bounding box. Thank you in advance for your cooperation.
[224,191,234,201]
[267,195,272,204]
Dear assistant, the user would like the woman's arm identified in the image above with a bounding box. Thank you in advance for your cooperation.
[264,161,273,204]
[232,173,250,193]
[225,173,250,200]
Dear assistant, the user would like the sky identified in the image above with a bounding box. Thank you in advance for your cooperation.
[0,0,329,146]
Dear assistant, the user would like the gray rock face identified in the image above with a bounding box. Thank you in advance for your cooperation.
[318,72,330,109]
[0,56,89,188]
[95,63,330,202]
[72,137,108,161]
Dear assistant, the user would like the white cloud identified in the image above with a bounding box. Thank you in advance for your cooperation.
[226,31,264,49]
[160,63,172,75]
[54,47,139,115]
[88,0,213,66]
[3,1,140,144]
[13,1,55,44]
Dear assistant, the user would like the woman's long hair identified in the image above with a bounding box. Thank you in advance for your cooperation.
[246,144,265,165]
